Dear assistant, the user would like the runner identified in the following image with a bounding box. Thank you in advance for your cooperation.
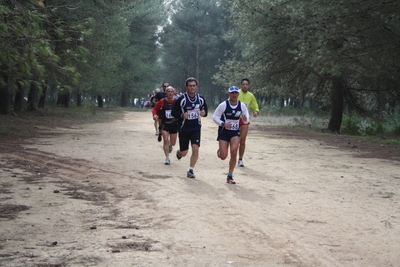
[171,77,208,178]
[237,78,260,167]
[150,89,160,137]
[213,86,249,184]
[152,86,178,165]
[152,82,169,142]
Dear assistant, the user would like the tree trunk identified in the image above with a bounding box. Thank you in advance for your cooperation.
[14,83,24,112]
[279,97,284,109]
[27,82,38,111]
[328,77,344,133]
[77,91,82,107]
[0,87,11,114]
[97,95,103,108]
[121,91,128,107]
[38,85,47,108]
[57,90,70,107]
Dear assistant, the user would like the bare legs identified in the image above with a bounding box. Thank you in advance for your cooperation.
[239,124,249,160]
[218,136,240,175]
[162,131,177,157]
[180,144,199,169]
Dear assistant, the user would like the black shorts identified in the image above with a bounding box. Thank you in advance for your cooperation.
[179,130,201,151]
[217,128,240,142]
[162,123,178,134]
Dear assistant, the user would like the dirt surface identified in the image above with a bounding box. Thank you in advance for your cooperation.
[1,110,400,267]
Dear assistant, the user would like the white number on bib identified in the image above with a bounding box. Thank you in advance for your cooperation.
[188,109,200,120]
[226,119,239,130]
[165,110,173,119]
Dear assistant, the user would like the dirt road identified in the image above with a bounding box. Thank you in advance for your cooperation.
[1,111,399,266]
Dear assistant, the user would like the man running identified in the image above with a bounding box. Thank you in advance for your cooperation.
[171,77,208,178]
[237,78,260,167]
[213,86,249,184]
[152,82,169,142]
[152,86,179,165]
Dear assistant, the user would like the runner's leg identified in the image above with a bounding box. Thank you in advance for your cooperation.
[218,139,229,160]
[239,124,249,159]
[229,136,240,173]
[162,130,169,157]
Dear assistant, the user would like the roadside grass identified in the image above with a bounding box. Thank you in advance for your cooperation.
[0,106,144,137]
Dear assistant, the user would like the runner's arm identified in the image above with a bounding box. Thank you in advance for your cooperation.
[152,99,163,117]
[200,96,208,117]
[249,94,259,113]
[171,95,184,119]
[212,102,227,126]
[241,102,250,124]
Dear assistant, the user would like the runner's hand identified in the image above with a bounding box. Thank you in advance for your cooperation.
[242,115,249,124]
[200,107,206,117]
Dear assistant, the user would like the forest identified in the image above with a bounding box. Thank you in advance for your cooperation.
[0,0,399,135]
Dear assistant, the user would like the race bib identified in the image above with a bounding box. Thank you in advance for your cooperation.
[165,110,173,119]
[226,119,239,130]
[188,109,200,120]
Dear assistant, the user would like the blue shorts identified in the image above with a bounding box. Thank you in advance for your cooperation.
[217,127,240,142]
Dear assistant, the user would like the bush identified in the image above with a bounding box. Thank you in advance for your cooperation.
[341,112,400,138]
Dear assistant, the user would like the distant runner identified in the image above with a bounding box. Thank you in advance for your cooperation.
[237,78,259,167]
[152,86,179,165]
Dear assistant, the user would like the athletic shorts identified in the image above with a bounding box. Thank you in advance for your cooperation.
[217,128,240,142]
[162,123,178,134]
[239,118,251,126]
[179,130,201,151]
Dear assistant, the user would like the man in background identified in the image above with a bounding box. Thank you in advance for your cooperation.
[237,78,259,167]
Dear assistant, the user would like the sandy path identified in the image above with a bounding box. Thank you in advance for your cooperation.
[0,111,399,266]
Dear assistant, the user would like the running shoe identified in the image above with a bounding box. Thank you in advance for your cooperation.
[238,159,244,167]
[176,150,182,160]
[155,131,159,136]
[164,158,170,165]
[227,175,236,184]
[187,169,196,178]
[157,133,162,142]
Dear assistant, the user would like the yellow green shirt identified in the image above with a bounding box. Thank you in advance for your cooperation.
[238,89,259,112]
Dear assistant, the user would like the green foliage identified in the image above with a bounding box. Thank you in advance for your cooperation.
[0,0,164,112]
[341,112,400,137]
[160,0,234,98]
[215,0,400,129]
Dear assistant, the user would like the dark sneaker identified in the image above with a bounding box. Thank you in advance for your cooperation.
[176,150,182,160]
[157,133,162,142]
[227,175,236,184]
[187,170,196,178]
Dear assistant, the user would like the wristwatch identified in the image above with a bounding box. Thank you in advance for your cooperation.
[220,121,224,127]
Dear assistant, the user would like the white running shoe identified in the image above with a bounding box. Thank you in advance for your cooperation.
[165,158,170,165]
[238,159,244,167]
